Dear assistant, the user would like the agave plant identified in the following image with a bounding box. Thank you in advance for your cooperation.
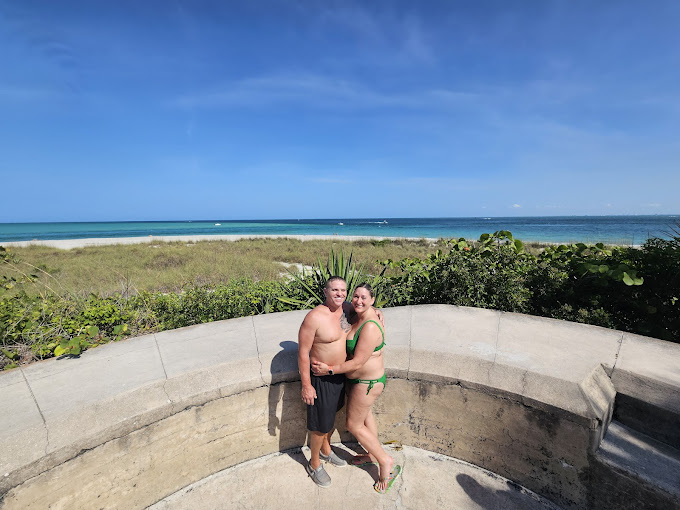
[279,249,388,309]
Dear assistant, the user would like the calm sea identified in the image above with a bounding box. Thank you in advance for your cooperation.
[0,216,677,245]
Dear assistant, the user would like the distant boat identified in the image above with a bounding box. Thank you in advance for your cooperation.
[382,220,388,224]
[338,222,344,226]
[214,223,221,226]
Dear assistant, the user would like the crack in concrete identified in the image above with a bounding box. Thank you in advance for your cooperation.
[609,332,625,377]
[153,334,172,404]
[251,317,267,387]
[19,367,50,455]
[394,447,408,508]
[406,306,413,380]
[492,311,502,365]
[520,369,529,396]
[486,311,503,384]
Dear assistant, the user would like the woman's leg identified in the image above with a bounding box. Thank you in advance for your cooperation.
[345,382,393,489]
[354,409,379,463]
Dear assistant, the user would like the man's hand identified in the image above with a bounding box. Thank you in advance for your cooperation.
[374,307,386,327]
[301,384,317,405]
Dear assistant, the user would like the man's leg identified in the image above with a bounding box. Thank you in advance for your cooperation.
[321,430,333,457]
[309,431,325,470]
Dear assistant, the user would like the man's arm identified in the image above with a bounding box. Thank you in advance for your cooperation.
[298,313,318,406]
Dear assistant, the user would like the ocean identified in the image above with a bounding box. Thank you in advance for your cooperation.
[1,216,678,245]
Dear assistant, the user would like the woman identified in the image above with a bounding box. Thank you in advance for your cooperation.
[311,283,401,494]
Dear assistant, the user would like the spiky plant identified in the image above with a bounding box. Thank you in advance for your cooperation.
[279,249,387,309]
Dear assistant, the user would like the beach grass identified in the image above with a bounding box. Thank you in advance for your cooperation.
[1,237,446,297]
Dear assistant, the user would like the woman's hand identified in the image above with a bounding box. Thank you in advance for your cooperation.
[311,360,329,376]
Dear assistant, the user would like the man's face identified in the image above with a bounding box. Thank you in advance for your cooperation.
[323,280,347,307]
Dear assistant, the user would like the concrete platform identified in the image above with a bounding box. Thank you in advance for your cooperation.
[150,444,562,510]
[2,305,679,509]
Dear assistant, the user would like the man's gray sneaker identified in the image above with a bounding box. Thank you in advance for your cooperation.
[320,450,348,467]
[306,462,331,488]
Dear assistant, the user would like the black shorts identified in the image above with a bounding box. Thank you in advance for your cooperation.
[307,373,345,433]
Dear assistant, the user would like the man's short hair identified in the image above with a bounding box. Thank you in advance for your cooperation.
[325,276,346,289]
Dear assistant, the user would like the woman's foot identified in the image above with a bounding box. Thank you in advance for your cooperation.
[350,454,377,467]
[374,464,401,494]
[375,456,395,492]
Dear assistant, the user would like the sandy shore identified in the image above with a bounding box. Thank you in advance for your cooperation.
[2,234,439,250]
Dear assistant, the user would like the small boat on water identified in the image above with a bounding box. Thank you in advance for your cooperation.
[338,222,344,226]
[214,223,221,226]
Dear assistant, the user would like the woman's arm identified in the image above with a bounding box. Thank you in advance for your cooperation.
[311,322,381,376]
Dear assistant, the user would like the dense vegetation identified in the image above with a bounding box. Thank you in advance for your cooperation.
[1,231,678,370]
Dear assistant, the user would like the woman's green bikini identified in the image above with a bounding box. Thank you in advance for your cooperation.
[346,319,386,394]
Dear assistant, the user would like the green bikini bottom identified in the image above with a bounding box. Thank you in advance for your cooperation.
[348,373,386,395]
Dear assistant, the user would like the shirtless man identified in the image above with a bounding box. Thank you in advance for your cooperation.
[299,276,387,487]
[298,276,352,487]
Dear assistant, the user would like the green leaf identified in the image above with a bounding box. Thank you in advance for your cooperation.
[622,272,634,286]
[1,349,19,361]
[85,325,99,337]
[54,345,68,357]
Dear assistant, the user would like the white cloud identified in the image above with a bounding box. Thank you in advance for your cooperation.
[171,74,479,112]
[512,204,521,208]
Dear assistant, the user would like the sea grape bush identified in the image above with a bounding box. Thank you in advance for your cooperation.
[1,230,679,370]
[380,232,534,312]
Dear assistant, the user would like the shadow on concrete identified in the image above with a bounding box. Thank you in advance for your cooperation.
[268,341,308,468]
[457,473,552,510]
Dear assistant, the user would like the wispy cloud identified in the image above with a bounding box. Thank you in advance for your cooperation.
[171,74,478,111]
[383,176,491,192]
[313,3,436,66]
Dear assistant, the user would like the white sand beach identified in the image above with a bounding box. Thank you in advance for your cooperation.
[2,234,439,250]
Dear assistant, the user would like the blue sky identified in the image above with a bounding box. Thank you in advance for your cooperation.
[1,0,679,222]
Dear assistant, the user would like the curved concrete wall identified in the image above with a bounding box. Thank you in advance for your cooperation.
[1,306,678,509]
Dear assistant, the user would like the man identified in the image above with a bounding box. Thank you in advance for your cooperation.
[298,276,352,487]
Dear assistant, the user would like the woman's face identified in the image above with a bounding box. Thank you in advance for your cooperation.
[352,287,375,312]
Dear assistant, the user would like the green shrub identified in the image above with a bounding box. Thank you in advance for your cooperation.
[382,233,534,312]
[3,230,679,370]
[146,279,289,330]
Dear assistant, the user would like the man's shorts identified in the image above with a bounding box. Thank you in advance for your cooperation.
[307,372,345,433]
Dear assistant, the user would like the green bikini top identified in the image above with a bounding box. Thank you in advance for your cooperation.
[346,320,385,356]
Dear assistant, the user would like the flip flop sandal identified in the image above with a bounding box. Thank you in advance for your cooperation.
[351,456,377,467]
[374,465,402,494]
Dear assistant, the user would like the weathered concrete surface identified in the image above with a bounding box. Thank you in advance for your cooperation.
[610,332,680,448]
[1,385,305,510]
[376,378,593,508]
[150,444,563,510]
[611,332,680,414]
[590,421,680,510]
[1,305,678,509]
[0,376,608,509]
[0,370,47,478]
[252,309,309,385]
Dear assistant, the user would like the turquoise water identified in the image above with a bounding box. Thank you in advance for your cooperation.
[0,216,677,245]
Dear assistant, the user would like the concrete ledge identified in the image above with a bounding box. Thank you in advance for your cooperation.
[1,305,679,509]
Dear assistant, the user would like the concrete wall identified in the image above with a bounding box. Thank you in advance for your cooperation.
[1,305,678,509]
